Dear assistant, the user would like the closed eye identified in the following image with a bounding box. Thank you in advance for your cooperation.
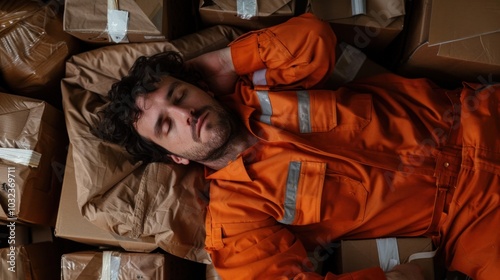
[154,114,170,138]
[173,89,186,105]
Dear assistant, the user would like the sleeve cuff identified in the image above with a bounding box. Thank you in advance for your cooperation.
[230,32,266,75]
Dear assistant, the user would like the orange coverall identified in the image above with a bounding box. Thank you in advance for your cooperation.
[205,14,500,280]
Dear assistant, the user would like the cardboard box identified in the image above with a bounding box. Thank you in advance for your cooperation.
[54,146,157,252]
[0,0,80,109]
[398,0,500,86]
[309,0,405,55]
[199,0,302,30]
[61,251,166,280]
[0,93,67,226]
[333,238,435,280]
[63,0,196,43]
[0,241,61,280]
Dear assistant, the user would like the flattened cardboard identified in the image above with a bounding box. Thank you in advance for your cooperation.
[309,0,405,54]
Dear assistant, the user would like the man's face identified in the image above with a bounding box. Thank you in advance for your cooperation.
[134,76,234,164]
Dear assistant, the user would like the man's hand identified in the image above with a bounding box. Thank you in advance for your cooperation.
[185,47,238,96]
[385,264,425,280]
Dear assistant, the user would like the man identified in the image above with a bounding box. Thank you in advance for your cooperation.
[95,14,499,279]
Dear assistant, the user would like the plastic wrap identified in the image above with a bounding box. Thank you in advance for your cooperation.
[0,0,79,108]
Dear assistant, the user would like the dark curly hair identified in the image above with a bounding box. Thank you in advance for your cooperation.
[93,51,202,163]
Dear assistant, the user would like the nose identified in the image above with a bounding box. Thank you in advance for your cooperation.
[168,105,194,125]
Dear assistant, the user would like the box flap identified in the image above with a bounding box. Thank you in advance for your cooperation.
[437,32,500,66]
[429,0,500,45]
[212,0,292,16]
[311,0,404,25]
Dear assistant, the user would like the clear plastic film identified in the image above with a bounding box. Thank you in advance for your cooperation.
[0,0,79,106]
[237,0,258,19]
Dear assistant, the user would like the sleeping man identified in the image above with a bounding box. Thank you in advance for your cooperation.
[95,13,500,280]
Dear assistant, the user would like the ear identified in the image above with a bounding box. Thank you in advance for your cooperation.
[170,155,190,165]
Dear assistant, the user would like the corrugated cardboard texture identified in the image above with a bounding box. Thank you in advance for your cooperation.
[58,25,243,262]
[0,93,67,226]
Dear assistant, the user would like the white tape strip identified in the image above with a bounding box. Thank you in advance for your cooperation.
[0,148,41,168]
[332,43,367,84]
[101,251,121,280]
[352,0,366,15]
[107,0,129,43]
[408,250,437,263]
[237,0,257,19]
[376,238,400,272]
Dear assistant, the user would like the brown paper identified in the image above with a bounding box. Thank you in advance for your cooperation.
[57,25,243,262]
[0,0,80,108]
[0,93,67,226]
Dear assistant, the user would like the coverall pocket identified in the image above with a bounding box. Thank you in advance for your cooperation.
[320,172,368,229]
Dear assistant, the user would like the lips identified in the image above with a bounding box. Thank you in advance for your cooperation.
[195,111,208,138]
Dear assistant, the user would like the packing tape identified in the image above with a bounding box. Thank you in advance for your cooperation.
[0,148,41,168]
[101,251,121,280]
[107,0,129,43]
[376,238,400,272]
[237,0,257,19]
[351,0,366,15]
[408,250,437,263]
[331,43,367,84]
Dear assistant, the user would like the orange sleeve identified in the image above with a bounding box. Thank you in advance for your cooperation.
[229,13,337,90]
[206,223,386,280]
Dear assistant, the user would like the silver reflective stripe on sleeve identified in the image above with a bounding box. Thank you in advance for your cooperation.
[296,90,312,133]
[256,90,272,124]
[279,161,301,224]
[253,68,267,86]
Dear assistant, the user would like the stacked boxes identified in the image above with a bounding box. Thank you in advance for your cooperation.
[1,0,493,279]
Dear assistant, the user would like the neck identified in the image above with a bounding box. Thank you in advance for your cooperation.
[201,128,258,170]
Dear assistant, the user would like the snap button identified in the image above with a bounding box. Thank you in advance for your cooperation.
[443,162,450,168]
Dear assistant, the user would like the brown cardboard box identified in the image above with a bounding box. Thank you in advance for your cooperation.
[0,241,61,280]
[0,93,67,226]
[309,0,405,55]
[0,0,80,109]
[54,146,158,252]
[63,0,196,43]
[61,251,165,280]
[333,238,435,280]
[199,0,301,30]
[398,0,500,86]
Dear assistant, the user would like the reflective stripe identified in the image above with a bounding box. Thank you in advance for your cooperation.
[253,69,267,85]
[296,90,312,133]
[280,161,301,224]
[256,90,272,124]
